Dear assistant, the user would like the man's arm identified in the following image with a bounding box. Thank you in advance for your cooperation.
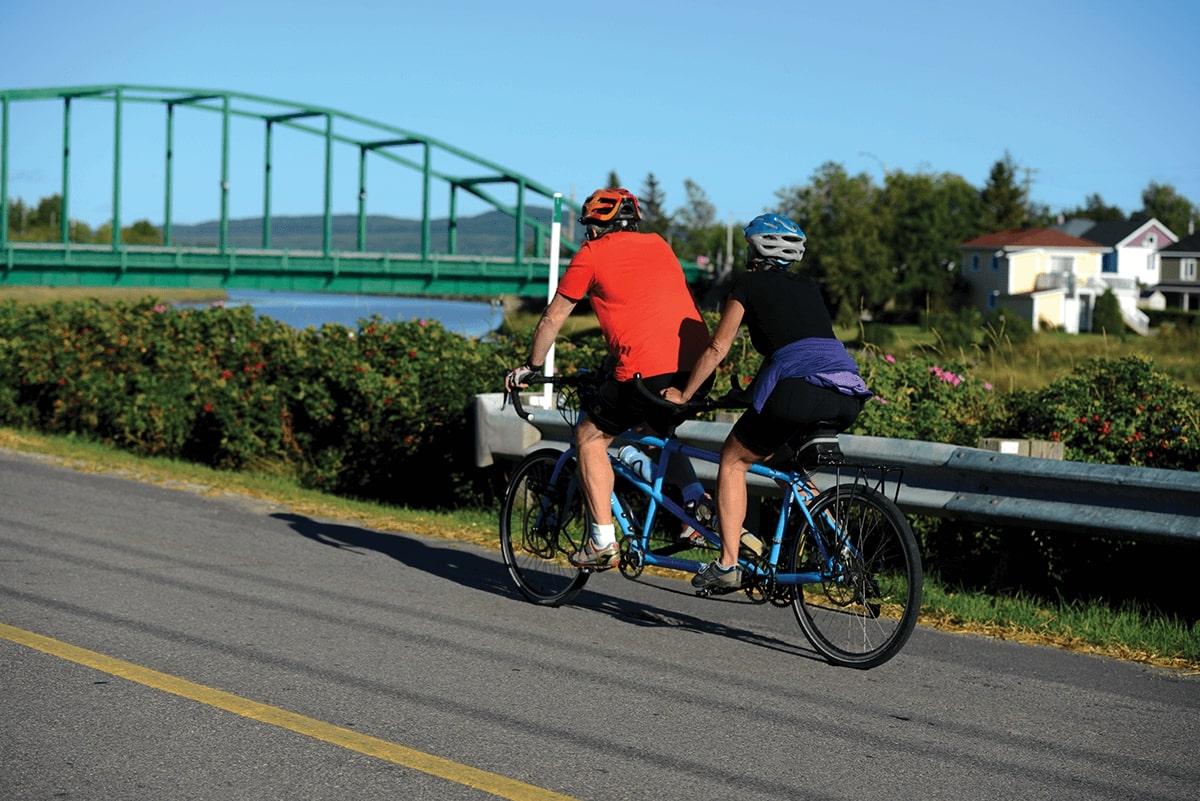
[505,292,579,392]
[527,292,578,368]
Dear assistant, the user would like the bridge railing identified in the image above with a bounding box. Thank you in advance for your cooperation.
[0,84,580,271]
[473,393,1200,547]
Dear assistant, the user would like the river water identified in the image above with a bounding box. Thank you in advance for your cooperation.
[204,290,504,338]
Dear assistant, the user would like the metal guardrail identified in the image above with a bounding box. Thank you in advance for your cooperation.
[474,393,1200,547]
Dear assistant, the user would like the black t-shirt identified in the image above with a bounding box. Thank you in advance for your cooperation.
[728,269,836,357]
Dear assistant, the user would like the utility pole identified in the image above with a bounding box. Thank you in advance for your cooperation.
[1021,166,1040,215]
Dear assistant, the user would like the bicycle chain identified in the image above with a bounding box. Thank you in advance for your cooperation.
[617,538,644,579]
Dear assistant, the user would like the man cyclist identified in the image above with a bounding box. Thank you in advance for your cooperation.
[663,213,872,590]
[505,187,712,568]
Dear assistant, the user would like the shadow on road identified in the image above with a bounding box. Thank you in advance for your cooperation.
[270,512,513,598]
[271,511,822,662]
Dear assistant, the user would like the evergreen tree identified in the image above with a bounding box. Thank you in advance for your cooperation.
[638,172,671,237]
[1092,289,1125,337]
[979,152,1027,232]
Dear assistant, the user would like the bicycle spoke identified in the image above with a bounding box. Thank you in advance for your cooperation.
[500,450,589,605]
[790,484,922,669]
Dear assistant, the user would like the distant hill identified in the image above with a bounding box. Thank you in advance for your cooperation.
[167,207,584,254]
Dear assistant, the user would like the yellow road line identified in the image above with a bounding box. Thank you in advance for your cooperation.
[0,622,579,801]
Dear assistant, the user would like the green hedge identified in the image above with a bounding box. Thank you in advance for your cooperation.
[0,299,1195,513]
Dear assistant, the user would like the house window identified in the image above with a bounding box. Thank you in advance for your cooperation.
[1146,233,1157,247]
[1052,255,1074,273]
[990,252,1000,271]
[1184,259,1198,281]
[970,253,979,272]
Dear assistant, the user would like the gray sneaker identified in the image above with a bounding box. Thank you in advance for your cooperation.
[691,560,743,590]
[569,540,619,570]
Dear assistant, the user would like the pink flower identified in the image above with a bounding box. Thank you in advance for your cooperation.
[153,304,167,313]
[884,354,896,363]
[873,396,889,404]
[984,382,993,391]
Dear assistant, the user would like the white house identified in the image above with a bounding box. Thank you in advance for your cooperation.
[1074,218,1178,288]
[959,227,1117,334]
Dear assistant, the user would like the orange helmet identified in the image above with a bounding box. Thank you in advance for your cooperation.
[579,187,642,228]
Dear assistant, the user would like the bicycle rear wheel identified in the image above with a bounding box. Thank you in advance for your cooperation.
[789,483,922,669]
[499,448,589,606]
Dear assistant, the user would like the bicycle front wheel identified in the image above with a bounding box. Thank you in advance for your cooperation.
[789,484,922,669]
[499,448,590,606]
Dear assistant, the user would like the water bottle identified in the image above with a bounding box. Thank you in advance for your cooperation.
[617,445,654,483]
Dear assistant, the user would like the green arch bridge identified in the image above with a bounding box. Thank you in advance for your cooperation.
[1,85,699,297]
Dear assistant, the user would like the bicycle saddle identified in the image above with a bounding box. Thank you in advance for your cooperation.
[765,426,845,470]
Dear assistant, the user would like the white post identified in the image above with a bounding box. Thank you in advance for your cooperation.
[543,193,562,408]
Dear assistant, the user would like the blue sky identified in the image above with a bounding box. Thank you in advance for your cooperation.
[3,0,1199,230]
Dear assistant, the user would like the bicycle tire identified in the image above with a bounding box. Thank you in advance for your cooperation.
[499,448,590,606]
[788,483,922,669]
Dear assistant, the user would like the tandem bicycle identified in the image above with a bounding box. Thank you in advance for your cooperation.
[499,370,923,669]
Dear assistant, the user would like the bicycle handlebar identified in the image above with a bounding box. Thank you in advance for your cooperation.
[504,370,748,422]
[505,374,559,421]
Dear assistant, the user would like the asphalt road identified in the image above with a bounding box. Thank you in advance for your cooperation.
[1,449,1196,801]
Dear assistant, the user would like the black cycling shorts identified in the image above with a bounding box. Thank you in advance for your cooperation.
[731,377,864,457]
[586,371,714,436]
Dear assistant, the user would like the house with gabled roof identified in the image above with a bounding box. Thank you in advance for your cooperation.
[1156,231,1200,311]
[958,227,1130,334]
[1075,218,1177,287]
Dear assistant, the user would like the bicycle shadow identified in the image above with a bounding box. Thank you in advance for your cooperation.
[270,512,512,598]
[271,512,823,662]
[573,578,826,662]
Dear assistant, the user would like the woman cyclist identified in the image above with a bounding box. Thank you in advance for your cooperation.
[662,213,872,590]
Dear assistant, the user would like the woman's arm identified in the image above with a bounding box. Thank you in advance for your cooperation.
[663,298,745,404]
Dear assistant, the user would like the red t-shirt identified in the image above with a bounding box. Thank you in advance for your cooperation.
[556,231,708,382]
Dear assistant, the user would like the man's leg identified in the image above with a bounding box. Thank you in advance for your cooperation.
[575,416,616,526]
[567,416,621,568]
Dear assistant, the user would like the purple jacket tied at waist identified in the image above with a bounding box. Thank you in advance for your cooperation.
[749,337,873,412]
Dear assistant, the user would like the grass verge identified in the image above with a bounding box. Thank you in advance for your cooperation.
[2,426,1195,674]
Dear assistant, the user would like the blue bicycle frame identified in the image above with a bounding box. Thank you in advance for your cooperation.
[598,430,847,587]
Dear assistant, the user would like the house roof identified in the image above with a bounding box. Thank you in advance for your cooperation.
[1160,231,1200,255]
[960,227,1103,250]
[1079,220,1144,246]
[1079,218,1178,248]
[1053,218,1097,238]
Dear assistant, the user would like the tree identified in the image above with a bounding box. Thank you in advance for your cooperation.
[876,170,983,317]
[123,219,162,245]
[670,179,725,269]
[1060,193,1126,223]
[6,197,31,236]
[1133,182,1198,237]
[1092,289,1125,337]
[605,170,622,190]
[638,172,671,238]
[979,152,1027,232]
[775,162,889,325]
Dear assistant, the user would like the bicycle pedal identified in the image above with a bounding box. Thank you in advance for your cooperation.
[696,585,741,598]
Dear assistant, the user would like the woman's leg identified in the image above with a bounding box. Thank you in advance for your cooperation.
[715,434,761,568]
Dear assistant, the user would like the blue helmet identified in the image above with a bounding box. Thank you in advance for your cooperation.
[744,213,806,267]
